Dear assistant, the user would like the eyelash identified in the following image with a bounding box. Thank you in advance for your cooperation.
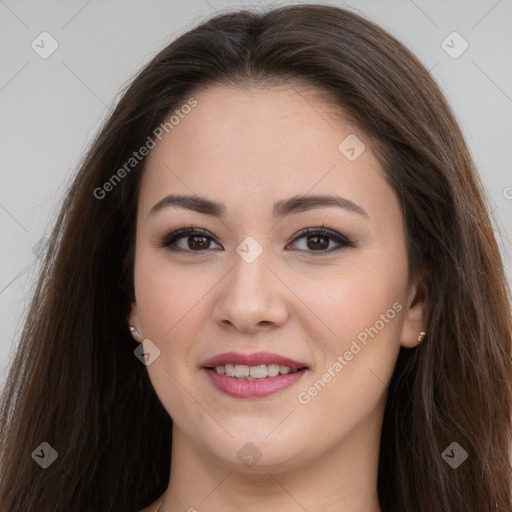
[159,226,355,256]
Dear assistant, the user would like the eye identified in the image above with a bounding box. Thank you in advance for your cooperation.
[160,226,354,255]
[287,227,355,254]
[160,227,222,254]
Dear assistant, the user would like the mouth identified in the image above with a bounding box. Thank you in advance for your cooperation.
[201,352,309,399]
[206,363,306,380]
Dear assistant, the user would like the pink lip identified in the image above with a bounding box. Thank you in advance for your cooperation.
[201,351,307,371]
[201,351,309,399]
[203,368,308,399]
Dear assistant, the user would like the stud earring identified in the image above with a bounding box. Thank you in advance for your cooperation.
[129,325,140,339]
[418,331,427,343]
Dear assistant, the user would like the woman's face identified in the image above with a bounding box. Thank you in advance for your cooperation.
[129,84,425,473]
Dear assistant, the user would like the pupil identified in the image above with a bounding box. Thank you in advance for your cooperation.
[307,235,328,250]
[190,236,208,250]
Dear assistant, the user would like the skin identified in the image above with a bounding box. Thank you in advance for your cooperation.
[129,84,427,512]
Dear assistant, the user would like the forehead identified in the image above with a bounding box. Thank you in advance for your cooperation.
[147,83,356,161]
[139,84,396,226]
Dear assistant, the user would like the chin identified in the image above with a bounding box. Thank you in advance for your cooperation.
[197,425,311,473]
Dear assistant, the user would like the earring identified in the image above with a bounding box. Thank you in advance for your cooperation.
[418,331,427,343]
[129,325,140,339]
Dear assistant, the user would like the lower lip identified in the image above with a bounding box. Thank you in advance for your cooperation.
[203,368,308,398]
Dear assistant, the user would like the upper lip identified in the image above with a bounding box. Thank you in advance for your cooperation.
[201,351,308,371]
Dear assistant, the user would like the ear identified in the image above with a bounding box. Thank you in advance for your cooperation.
[126,302,143,343]
[400,269,428,349]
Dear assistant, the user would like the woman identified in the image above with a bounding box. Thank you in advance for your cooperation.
[0,4,510,511]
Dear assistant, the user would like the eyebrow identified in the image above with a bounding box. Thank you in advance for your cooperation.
[149,193,368,219]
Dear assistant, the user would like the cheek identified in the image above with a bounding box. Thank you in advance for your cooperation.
[132,252,208,416]
[293,253,408,348]
[296,250,407,400]
[132,248,205,347]
[293,269,405,437]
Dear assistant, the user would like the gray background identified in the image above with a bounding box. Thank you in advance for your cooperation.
[1,0,511,387]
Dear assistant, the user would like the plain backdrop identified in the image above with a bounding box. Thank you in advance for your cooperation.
[1,0,511,387]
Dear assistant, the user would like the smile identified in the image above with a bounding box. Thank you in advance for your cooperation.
[201,352,309,399]
[211,363,302,379]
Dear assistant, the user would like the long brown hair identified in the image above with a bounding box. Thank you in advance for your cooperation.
[1,4,510,511]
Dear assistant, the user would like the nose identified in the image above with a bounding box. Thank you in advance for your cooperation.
[212,250,289,333]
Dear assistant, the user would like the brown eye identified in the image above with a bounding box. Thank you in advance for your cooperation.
[288,227,354,254]
[160,228,221,253]
[187,235,210,250]
[306,234,330,251]
[160,226,354,256]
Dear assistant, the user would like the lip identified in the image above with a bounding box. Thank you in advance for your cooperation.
[203,367,308,399]
[201,351,309,399]
[201,351,308,371]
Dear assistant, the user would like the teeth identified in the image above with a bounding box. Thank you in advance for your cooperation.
[212,363,301,379]
[234,365,250,378]
[267,364,280,377]
[249,364,267,379]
